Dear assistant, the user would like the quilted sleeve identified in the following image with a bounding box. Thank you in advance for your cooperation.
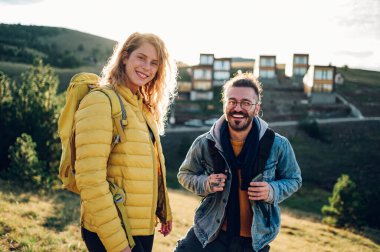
[74,91,129,252]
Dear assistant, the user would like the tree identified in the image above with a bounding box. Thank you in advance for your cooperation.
[77,44,85,52]
[7,133,45,188]
[0,72,14,169]
[0,58,60,188]
[321,174,362,228]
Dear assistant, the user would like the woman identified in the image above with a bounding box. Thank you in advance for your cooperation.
[74,32,177,252]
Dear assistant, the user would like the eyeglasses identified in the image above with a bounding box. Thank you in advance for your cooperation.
[226,99,257,110]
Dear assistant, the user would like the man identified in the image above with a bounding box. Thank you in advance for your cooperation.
[174,73,302,252]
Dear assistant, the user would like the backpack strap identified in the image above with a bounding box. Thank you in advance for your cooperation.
[258,128,275,174]
[207,139,226,174]
[95,87,127,145]
[109,181,135,249]
[256,128,275,227]
[93,87,134,246]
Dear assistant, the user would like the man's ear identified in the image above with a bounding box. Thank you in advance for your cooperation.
[254,104,261,116]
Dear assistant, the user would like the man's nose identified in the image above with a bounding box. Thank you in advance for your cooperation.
[234,102,243,111]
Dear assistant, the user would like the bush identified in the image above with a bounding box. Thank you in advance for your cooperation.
[321,174,362,228]
[0,59,60,188]
[7,133,45,188]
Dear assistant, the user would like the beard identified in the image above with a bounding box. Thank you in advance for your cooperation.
[226,111,254,132]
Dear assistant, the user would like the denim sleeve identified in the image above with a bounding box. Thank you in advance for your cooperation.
[269,136,302,204]
[177,136,211,197]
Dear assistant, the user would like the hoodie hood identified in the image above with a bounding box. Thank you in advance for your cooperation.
[208,115,269,151]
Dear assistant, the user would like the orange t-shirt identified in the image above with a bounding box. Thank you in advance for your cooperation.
[221,139,253,237]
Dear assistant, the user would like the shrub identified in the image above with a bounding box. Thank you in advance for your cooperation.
[321,174,362,228]
[7,133,45,188]
[0,59,60,188]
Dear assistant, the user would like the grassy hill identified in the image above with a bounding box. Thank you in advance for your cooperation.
[0,181,378,252]
[0,23,116,68]
[336,68,380,117]
[0,23,116,92]
[0,61,103,93]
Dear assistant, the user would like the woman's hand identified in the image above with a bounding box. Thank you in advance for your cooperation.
[121,246,132,252]
[159,220,172,236]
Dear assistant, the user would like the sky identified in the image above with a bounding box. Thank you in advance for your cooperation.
[1,0,380,74]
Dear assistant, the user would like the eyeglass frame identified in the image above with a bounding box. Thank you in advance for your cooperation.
[225,98,258,110]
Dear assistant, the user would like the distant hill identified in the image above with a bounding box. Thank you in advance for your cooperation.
[0,23,117,68]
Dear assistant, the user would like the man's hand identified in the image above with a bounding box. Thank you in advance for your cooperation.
[248,181,270,201]
[207,173,227,193]
[159,220,172,236]
[121,246,131,252]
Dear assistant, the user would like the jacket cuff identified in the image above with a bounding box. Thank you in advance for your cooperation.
[264,183,274,204]
[204,176,212,193]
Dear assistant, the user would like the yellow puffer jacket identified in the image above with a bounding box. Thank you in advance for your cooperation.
[74,84,172,252]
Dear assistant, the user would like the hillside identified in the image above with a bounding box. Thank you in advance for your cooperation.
[0,182,378,252]
[0,23,116,68]
[336,68,380,117]
[0,23,118,92]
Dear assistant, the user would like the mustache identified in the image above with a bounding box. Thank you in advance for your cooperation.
[228,111,248,117]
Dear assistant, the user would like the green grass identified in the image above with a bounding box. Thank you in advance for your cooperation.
[0,61,102,93]
[0,61,31,80]
[336,67,380,117]
[288,121,380,190]
[161,130,206,189]
[338,67,380,86]
[281,184,330,215]
[0,180,84,252]
[45,27,116,61]
[0,182,379,252]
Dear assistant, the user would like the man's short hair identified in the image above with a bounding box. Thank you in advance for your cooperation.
[222,72,263,104]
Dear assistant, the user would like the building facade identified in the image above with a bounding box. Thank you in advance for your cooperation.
[303,65,336,103]
[259,55,278,85]
[190,54,214,101]
[292,54,309,86]
[213,58,231,87]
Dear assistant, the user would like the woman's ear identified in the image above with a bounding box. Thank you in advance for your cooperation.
[122,52,128,64]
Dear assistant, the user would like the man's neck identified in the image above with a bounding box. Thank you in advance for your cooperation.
[228,123,252,141]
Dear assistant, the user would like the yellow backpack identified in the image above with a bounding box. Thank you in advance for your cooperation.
[58,72,127,194]
[57,73,135,248]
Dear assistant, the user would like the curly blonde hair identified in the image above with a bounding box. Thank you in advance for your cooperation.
[100,32,178,134]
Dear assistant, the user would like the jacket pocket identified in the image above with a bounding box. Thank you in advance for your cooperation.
[194,194,215,222]
[253,203,279,233]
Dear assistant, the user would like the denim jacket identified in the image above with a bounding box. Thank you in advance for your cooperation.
[177,116,302,251]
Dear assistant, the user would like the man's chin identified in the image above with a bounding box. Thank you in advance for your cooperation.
[227,116,253,131]
[228,121,249,131]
